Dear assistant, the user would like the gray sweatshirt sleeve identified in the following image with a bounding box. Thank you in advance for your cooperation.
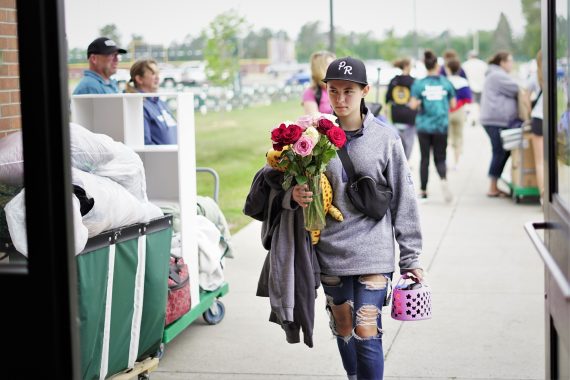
[385,139,423,273]
[496,72,519,98]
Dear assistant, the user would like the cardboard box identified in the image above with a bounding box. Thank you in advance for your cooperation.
[510,133,537,188]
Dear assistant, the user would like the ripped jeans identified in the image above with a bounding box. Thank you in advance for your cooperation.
[321,273,393,380]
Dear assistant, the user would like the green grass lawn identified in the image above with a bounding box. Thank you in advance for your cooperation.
[194,99,302,234]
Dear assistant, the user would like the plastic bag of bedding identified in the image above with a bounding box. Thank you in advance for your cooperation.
[0,131,24,186]
[72,168,161,237]
[5,188,89,256]
[69,122,116,172]
[70,123,148,202]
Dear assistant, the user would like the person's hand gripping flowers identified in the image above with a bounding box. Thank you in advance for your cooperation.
[292,183,312,208]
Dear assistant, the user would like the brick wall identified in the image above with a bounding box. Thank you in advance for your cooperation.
[0,0,19,137]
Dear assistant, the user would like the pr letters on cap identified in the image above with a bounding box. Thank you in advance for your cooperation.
[338,61,353,75]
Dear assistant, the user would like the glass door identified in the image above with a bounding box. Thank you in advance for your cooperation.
[526,0,570,378]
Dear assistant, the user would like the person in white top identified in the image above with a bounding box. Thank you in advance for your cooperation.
[529,50,545,203]
[462,50,488,126]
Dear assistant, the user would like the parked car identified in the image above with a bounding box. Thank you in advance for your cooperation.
[111,69,130,91]
[265,62,308,77]
[158,63,182,88]
[285,70,310,86]
[180,61,207,86]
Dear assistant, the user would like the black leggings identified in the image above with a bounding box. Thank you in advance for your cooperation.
[417,132,448,191]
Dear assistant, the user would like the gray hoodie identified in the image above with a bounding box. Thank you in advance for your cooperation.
[480,64,519,127]
[243,166,320,347]
[317,111,423,276]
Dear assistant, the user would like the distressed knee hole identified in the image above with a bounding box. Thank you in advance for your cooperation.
[325,297,353,339]
[321,274,342,286]
[358,274,388,290]
[355,305,380,338]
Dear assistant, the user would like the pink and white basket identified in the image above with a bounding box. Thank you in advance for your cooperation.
[391,273,432,321]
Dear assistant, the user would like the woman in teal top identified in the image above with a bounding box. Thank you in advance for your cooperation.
[410,50,456,202]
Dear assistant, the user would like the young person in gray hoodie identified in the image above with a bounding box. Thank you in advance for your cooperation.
[292,57,424,380]
[479,51,519,197]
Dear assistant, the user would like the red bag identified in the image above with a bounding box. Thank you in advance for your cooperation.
[165,256,191,326]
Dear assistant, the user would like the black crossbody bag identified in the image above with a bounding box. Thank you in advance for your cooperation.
[337,146,393,220]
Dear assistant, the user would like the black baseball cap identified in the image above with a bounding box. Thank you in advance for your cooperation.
[323,56,368,86]
[87,37,127,58]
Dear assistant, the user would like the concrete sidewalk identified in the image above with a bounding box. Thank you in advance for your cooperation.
[153,124,546,380]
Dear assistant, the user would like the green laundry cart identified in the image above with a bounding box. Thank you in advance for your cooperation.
[3,215,173,380]
[77,215,173,380]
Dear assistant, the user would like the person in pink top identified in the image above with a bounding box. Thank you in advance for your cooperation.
[302,51,336,115]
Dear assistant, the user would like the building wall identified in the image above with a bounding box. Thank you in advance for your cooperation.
[0,0,19,137]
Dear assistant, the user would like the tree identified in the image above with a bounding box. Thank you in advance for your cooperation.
[492,13,514,53]
[242,28,273,59]
[296,21,327,62]
[68,47,86,64]
[98,24,122,46]
[203,10,246,86]
[521,0,541,58]
[189,33,207,59]
[378,29,401,62]
[475,30,495,61]
[334,33,355,58]
[168,33,207,61]
[557,15,568,59]
[337,30,382,60]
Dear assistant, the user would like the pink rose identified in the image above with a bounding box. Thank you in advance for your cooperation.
[296,115,313,130]
[326,127,347,148]
[292,135,315,157]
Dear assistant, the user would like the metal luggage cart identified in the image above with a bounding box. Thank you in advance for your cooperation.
[500,127,540,203]
[506,149,541,203]
[162,167,229,345]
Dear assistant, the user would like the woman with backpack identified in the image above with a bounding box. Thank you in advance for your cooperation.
[385,57,417,160]
[410,50,456,203]
[302,51,336,115]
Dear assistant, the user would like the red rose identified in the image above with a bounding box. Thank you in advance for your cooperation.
[273,142,285,151]
[271,123,287,143]
[317,118,335,134]
[326,127,347,148]
[282,124,303,144]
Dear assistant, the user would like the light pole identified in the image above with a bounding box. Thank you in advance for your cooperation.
[329,0,335,53]
[413,0,418,59]
[376,67,381,103]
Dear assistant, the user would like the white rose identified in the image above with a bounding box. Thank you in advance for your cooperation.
[319,113,338,125]
[304,126,320,144]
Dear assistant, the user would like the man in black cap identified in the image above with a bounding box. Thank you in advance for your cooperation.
[73,37,127,95]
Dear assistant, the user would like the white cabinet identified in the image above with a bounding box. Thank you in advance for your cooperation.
[70,92,200,309]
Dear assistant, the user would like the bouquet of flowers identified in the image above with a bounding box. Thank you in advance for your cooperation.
[270,113,346,230]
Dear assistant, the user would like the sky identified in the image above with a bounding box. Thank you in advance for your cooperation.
[64,0,526,49]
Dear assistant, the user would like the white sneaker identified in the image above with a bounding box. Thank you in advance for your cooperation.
[441,179,453,203]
